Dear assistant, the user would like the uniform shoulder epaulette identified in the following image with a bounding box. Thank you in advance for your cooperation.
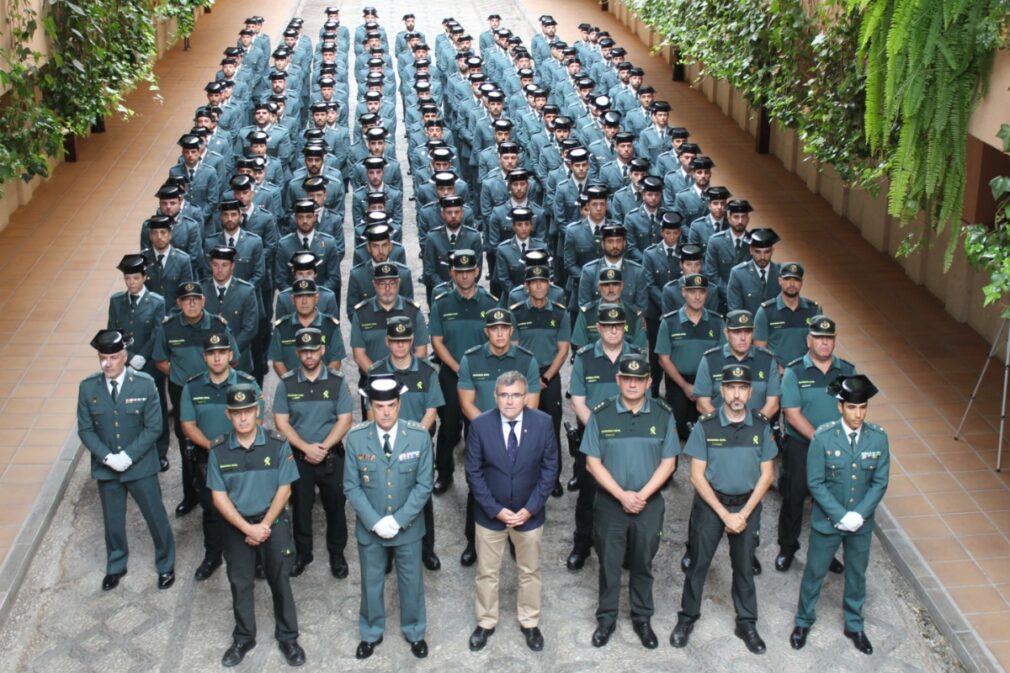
[576,343,595,355]
[402,419,425,431]
[702,346,721,355]
[273,317,285,326]
[754,345,774,356]
[433,291,448,302]
[353,299,369,311]
[839,357,856,370]
[330,315,341,326]
[510,301,523,311]
[280,370,296,380]
[236,370,256,382]
[653,397,673,413]
[268,429,286,442]
[463,344,483,355]
[348,420,372,434]
[234,277,254,288]
[697,410,717,423]
[185,372,203,383]
[210,435,227,448]
[516,344,534,356]
[760,297,776,308]
[367,360,384,372]
[112,290,127,299]
[865,422,886,435]
[163,314,175,323]
[350,260,368,271]
[626,258,644,269]
[816,419,840,433]
[580,303,591,314]
[661,309,679,321]
[215,314,229,325]
[592,398,611,412]
[406,299,421,309]
[552,301,567,311]
[83,371,104,382]
[786,355,805,368]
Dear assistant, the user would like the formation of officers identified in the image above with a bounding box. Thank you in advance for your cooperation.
[74,4,893,668]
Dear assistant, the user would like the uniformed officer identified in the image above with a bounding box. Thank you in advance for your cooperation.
[108,254,169,470]
[344,377,434,660]
[577,224,648,313]
[703,198,752,310]
[641,213,684,396]
[207,384,305,668]
[493,207,549,299]
[457,308,542,565]
[274,251,339,317]
[345,223,415,316]
[77,330,176,591]
[143,215,196,310]
[791,375,888,656]
[422,195,483,303]
[511,265,571,497]
[152,281,238,516]
[274,327,356,580]
[726,228,782,315]
[655,274,725,439]
[201,246,260,375]
[567,304,643,570]
[268,279,347,376]
[671,365,776,655]
[754,262,822,366]
[776,316,855,573]
[428,250,499,495]
[571,267,648,351]
[583,353,679,650]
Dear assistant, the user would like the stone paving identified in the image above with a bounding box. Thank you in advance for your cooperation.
[0,0,972,671]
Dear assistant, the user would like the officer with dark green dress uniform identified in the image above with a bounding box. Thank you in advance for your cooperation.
[108,254,169,469]
[566,304,643,570]
[582,353,679,650]
[570,267,648,351]
[726,228,781,315]
[344,377,434,661]
[428,250,499,495]
[153,281,238,517]
[753,262,823,367]
[207,384,305,668]
[791,375,888,656]
[78,330,176,592]
[268,279,347,375]
[641,213,684,397]
[671,364,776,656]
[776,316,855,574]
[511,264,571,497]
[367,317,445,571]
[274,327,356,580]
[457,308,541,566]
[180,334,263,581]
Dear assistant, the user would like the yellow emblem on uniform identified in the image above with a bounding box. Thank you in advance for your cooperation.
[692,275,703,286]
[708,329,714,337]
[739,314,749,324]
[819,320,831,330]
[235,391,246,402]
[732,366,744,377]
[264,456,271,466]
[753,435,759,445]
[323,389,330,399]
[628,360,640,371]
[650,426,656,435]
[301,333,312,343]
[758,370,765,380]
[417,380,424,390]
[210,334,221,344]
[395,322,406,333]
[550,319,556,327]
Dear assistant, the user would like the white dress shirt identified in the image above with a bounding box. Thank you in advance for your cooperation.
[501,411,524,447]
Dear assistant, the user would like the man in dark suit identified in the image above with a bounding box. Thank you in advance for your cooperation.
[464,370,559,653]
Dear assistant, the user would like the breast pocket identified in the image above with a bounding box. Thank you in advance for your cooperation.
[825,452,846,482]
[399,460,418,474]
[860,457,879,481]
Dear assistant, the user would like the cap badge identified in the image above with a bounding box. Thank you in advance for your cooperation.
[819,320,831,329]
[732,367,744,377]
[395,322,406,333]
[300,333,312,343]
[210,334,221,344]
[738,314,749,324]
[607,308,619,319]
[234,391,246,402]
[692,276,703,286]
[627,360,640,371]
[185,283,195,292]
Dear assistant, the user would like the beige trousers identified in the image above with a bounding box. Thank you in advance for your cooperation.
[474,523,544,628]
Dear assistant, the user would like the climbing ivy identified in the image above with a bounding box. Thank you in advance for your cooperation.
[159,0,215,41]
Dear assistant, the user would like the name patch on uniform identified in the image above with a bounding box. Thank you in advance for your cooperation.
[192,396,211,404]
[600,428,621,438]
[168,339,187,346]
[219,463,239,470]
[398,450,420,461]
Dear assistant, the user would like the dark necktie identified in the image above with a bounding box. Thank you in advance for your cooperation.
[759,268,767,288]
[506,421,518,463]
[110,380,118,404]
[218,286,227,302]
[449,232,457,246]
[302,236,310,249]
[156,253,165,268]
[621,163,629,178]
[734,239,742,256]
[383,432,392,459]
[188,167,196,182]
[520,241,527,255]
[849,432,858,451]
[227,236,235,248]
[649,213,657,230]
[129,294,139,309]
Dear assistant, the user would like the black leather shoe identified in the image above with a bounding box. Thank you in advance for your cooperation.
[669,618,694,648]
[567,475,580,491]
[157,570,175,590]
[752,556,762,576]
[591,622,615,647]
[222,640,256,667]
[844,629,873,654]
[830,557,845,574]
[159,457,170,472]
[175,499,197,517]
[289,555,313,577]
[355,636,382,659]
[254,563,265,579]
[432,476,453,495]
[734,625,767,654]
[469,626,495,651]
[194,557,222,581]
[460,543,477,567]
[101,571,126,591]
[330,554,348,579]
[408,639,428,658]
[680,552,692,573]
[567,546,590,571]
[521,626,544,651]
[632,621,658,649]
[422,550,441,571]
[790,626,810,650]
[775,551,795,572]
[551,481,564,498]
[279,640,305,666]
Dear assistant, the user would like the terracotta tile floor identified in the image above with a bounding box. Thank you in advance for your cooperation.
[0,0,296,564]
[530,0,1010,667]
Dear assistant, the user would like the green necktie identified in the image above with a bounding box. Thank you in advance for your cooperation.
[110,380,118,404]
[849,431,858,450]
[383,433,392,459]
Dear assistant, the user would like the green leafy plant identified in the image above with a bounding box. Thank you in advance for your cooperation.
[159,0,215,41]
[963,124,1010,315]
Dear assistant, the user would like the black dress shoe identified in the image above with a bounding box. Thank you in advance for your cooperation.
[459,543,477,567]
[254,563,265,579]
[422,550,441,571]
[632,621,658,649]
[279,640,305,666]
[790,626,810,650]
[355,636,382,659]
[194,557,222,581]
[775,551,794,572]
[752,556,762,576]
[157,570,175,590]
[408,639,428,658]
[680,552,692,573]
[159,457,170,472]
[289,555,313,577]
[591,622,615,647]
[330,554,348,579]
[566,546,590,571]
[734,625,767,654]
[102,571,126,591]
[432,476,453,495]
[222,640,256,667]
[669,618,694,648]
[520,626,544,651]
[567,475,580,491]
[844,629,873,654]
[469,626,495,651]
[175,499,197,517]
[829,557,845,574]
[551,481,564,498]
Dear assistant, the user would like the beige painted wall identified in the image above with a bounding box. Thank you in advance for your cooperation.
[969,49,1010,150]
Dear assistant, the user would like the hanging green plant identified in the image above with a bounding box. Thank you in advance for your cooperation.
[963,124,1010,315]
[159,0,215,41]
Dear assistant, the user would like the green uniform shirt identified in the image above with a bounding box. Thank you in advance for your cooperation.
[570,299,647,350]
[349,295,431,362]
[780,354,856,440]
[268,311,347,371]
[180,369,263,442]
[457,343,540,413]
[207,427,300,516]
[570,340,642,407]
[580,396,679,490]
[684,408,777,495]
[153,310,239,386]
[510,298,571,367]
[753,294,822,366]
[694,344,780,409]
[273,367,355,445]
[428,286,500,361]
[367,355,445,422]
[654,307,725,376]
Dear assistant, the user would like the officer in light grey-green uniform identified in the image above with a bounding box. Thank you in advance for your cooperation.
[581,353,679,650]
[343,377,434,660]
[792,375,888,656]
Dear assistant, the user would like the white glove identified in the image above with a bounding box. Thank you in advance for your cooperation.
[129,354,146,370]
[103,453,132,472]
[380,515,401,535]
[372,516,400,539]
[837,511,864,532]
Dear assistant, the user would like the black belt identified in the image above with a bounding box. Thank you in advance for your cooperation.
[599,489,661,507]
[245,511,269,524]
[713,490,752,507]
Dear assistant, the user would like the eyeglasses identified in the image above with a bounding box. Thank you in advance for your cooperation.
[496,392,526,401]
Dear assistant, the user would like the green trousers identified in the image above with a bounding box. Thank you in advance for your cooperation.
[795,527,872,632]
[358,539,426,642]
